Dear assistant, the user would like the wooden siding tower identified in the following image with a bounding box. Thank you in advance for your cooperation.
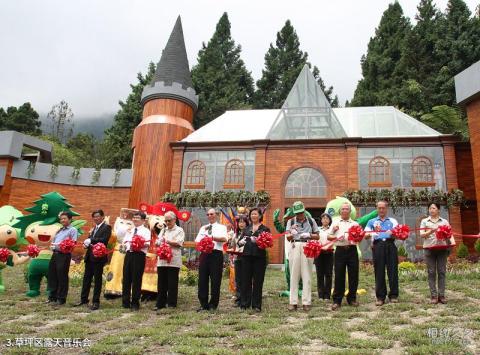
[128,16,198,207]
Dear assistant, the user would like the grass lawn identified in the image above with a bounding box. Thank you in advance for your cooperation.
[0,261,479,354]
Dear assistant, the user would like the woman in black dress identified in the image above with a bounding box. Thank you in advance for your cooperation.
[238,208,270,312]
[232,215,249,307]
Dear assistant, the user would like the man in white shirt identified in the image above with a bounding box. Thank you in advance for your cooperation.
[121,211,151,311]
[155,211,185,310]
[328,203,360,310]
[195,208,227,311]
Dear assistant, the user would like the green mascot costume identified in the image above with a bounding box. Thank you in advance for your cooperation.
[13,192,86,297]
[273,196,378,297]
[0,205,29,293]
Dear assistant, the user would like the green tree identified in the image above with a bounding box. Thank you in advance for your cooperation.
[421,105,468,140]
[0,103,41,135]
[191,12,254,128]
[396,0,442,117]
[47,100,74,143]
[351,2,411,107]
[102,62,155,169]
[254,20,308,109]
[431,0,480,106]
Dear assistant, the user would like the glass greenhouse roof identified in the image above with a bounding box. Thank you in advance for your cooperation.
[267,65,347,139]
[182,67,441,143]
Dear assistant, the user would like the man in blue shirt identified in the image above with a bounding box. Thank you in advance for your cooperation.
[47,211,78,306]
[365,201,399,306]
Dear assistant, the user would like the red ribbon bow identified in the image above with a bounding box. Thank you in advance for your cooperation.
[92,243,108,258]
[131,235,146,252]
[303,240,322,258]
[0,248,10,263]
[27,244,40,258]
[435,225,452,240]
[156,242,173,263]
[391,224,410,241]
[196,237,214,254]
[256,231,274,249]
[348,225,365,243]
[59,238,76,254]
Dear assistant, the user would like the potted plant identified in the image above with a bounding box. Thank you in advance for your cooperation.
[398,244,408,263]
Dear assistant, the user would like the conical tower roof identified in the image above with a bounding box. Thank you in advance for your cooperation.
[141,16,198,110]
[267,64,346,139]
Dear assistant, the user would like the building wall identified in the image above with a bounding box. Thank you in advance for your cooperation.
[456,143,478,252]
[262,145,356,263]
[6,178,131,230]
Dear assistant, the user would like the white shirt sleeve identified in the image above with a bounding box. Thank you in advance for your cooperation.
[390,218,399,228]
[195,226,206,242]
[175,228,185,246]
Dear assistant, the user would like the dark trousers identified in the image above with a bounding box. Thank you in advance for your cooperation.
[198,250,223,310]
[47,252,71,302]
[234,258,242,302]
[240,255,267,309]
[314,251,333,299]
[80,260,105,304]
[372,240,399,301]
[156,266,180,308]
[122,251,146,307]
[332,246,359,305]
[424,248,449,298]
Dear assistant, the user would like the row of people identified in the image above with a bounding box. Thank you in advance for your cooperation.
[45,201,453,311]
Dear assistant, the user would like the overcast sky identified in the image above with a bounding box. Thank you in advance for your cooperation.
[0,0,478,118]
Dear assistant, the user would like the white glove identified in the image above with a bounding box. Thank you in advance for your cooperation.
[300,232,310,238]
[250,237,257,244]
[290,228,298,236]
[238,239,246,247]
[83,238,91,248]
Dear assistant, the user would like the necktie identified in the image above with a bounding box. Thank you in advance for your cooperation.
[134,227,138,236]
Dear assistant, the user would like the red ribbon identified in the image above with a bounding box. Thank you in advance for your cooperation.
[92,243,108,258]
[27,244,40,258]
[303,240,322,258]
[196,237,214,254]
[256,231,274,249]
[156,242,173,263]
[0,248,10,263]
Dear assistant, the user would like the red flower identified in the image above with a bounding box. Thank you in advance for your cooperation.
[303,240,322,258]
[27,244,40,258]
[131,235,146,252]
[196,237,214,254]
[0,248,10,263]
[92,243,107,258]
[392,224,410,241]
[256,232,274,249]
[348,225,365,243]
[156,242,173,263]
[59,238,76,254]
[435,225,452,240]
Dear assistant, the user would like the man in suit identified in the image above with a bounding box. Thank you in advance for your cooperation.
[75,209,112,310]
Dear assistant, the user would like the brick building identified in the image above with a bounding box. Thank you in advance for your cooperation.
[0,17,478,264]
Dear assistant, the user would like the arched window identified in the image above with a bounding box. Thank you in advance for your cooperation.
[224,159,245,189]
[185,160,206,189]
[285,168,327,198]
[412,156,435,187]
[368,156,392,187]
